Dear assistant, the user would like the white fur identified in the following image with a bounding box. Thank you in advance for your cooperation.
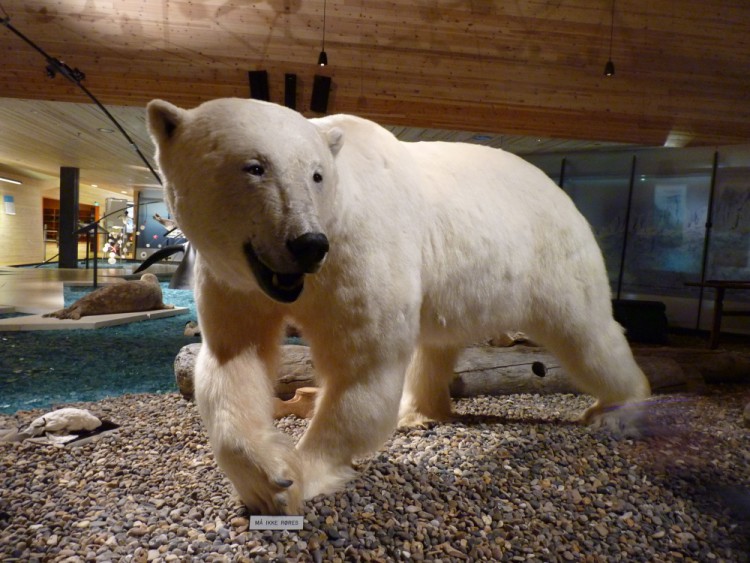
[147,98,651,514]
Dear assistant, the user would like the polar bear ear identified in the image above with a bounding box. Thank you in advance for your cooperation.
[323,127,344,157]
[147,100,186,144]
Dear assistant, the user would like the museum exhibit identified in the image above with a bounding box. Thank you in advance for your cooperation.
[0,1,749,561]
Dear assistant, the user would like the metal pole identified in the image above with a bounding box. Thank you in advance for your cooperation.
[695,151,719,329]
[616,155,637,300]
[93,226,99,289]
[84,231,90,269]
[559,156,567,189]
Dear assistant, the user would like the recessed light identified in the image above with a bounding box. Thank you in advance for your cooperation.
[98,127,115,133]
[0,176,22,185]
[120,190,128,194]
[91,184,98,188]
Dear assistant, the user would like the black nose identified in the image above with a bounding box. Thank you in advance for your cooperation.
[286,232,329,273]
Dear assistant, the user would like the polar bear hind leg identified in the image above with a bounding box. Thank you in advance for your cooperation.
[398,345,461,428]
[534,316,651,436]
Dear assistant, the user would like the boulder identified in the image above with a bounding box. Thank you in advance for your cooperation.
[174,343,201,399]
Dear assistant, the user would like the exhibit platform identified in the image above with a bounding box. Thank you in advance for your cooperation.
[0,307,187,331]
[0,263,178,314]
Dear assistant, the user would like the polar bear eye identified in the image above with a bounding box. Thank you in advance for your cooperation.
[243,164,265,177]
[313,172,323,183]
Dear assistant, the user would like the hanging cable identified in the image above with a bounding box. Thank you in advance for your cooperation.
[317,0,328,66]
[0,11,162,185]
[603,0,616,76]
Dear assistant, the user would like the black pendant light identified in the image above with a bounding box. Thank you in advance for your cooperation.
[318,0,328,66]
[604,0,615,76]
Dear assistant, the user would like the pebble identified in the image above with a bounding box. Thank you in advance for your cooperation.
[1,388,749,561]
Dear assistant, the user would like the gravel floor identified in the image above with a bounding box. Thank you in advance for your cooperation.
[1,388,749,562]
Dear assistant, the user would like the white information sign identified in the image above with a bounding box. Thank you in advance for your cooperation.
[248,515,304,530]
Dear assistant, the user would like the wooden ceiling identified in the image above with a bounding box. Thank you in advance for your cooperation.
[0,0,748,196]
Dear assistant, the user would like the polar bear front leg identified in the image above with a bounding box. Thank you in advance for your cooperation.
[195,348,303,513]
[194,279,302,514]
[294,348,412,500]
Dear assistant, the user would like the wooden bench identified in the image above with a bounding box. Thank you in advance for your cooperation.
[685,280,750,349]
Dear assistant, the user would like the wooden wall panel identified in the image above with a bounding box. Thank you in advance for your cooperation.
[0,0,747,145]
[0,0,748,194]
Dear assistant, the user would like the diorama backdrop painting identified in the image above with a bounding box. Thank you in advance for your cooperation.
[619,175,707,297]
[709,170,750,282]
[524,144,750,332]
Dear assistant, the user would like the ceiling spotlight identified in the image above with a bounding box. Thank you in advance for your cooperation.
[318,0,328,66]
[604,0,616,76]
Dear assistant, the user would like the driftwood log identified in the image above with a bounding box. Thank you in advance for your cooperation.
[174,343,315,401]
[628,347,750,384]
[173,343,748,400]
[273,387,318,419]
[450,346,698,397]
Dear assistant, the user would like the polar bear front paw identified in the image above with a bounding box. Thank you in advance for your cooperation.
[297,451,357,501]
[216,431,304,515]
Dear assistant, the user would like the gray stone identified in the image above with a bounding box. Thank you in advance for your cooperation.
[174,343,201,400]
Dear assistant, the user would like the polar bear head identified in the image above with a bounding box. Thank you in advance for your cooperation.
[147,98,343,303]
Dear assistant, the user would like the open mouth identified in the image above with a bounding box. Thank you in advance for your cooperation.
[243,242,305,303]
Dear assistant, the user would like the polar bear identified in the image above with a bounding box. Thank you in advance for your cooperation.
[147,98,650,515]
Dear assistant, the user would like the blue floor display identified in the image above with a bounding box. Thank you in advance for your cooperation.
[0,283,198,414]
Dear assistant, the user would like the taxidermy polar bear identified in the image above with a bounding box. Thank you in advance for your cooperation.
[147,98,650,515]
